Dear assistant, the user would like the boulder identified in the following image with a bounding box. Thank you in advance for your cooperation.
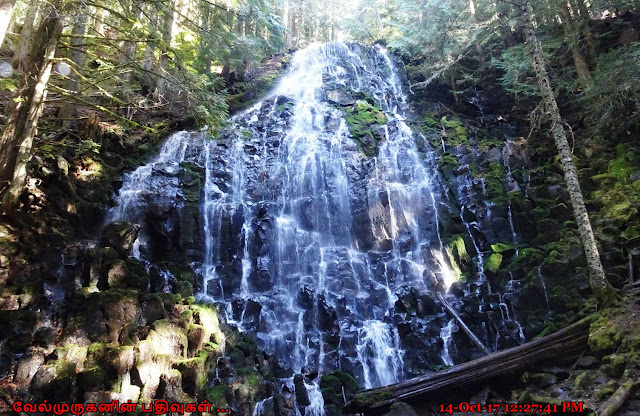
[100,222,140,257]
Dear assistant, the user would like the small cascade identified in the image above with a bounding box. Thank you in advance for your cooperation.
[356,320,405,389]
[537,266,551,312]
[252,398,271,416]
[440,319,457,366]
[106,131,190,224]
[304,382,326,416]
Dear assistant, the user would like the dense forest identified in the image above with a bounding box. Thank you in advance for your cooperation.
[0,0,639,415]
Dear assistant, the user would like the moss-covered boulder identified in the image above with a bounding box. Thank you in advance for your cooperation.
[100,221,140,257]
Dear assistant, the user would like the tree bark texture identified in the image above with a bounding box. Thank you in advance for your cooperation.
[142,3,158,94]
[598,379,637,416]
[1,7,63,214]
[121,0,144,83]
[557,1,591,83]
[58,2,90,124]
[154,0,174,100]
[518,0,618,306]
[12,0,39,72]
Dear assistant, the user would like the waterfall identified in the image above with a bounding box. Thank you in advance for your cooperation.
[105,42,527,414]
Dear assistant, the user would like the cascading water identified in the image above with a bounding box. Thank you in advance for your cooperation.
[105,42,529,414]
[199,42,454,411]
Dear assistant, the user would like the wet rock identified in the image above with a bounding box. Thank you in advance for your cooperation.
[33,327,57,348]
[326,88,355,106]
[297,285,315,309]
[294,374,311,406]
[15,353,45,389]
[100,222,140,257]
[157,369,189,402]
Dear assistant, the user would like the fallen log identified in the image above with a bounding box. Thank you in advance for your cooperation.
[343,317,592,415]
[598,378,638,416]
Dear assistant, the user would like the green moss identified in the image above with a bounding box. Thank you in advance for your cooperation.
[594,380,618,400]
[484,162,507,203]
[449,235,470,263]
[343,100,387,157]
[485,253,503,273]
[603,353,628,377]
[491,242,515,253]
[572,371,596,392]
[589,311,625,352]
[205,384,229,408]
[440,153,459,168]
[246,373,260,389]
[350,390,394,408]
[478,137,503,152]
[423,112,439,128]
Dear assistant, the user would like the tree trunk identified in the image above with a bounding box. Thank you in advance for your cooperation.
[58,2,89,125]
[518,0,618,306]
[155,0,175,100]
[121,0,143,84]
[92,5,106,35]
[558,1,591,84]
[0,0,16,48]
[598,379,637,416]
[295,0,302,47]
[285,0,294,48]
[198,0,211,73]
[495,0,516,47]
[12,0,39,72]
[0,6,63,214]
[141,3,158,95]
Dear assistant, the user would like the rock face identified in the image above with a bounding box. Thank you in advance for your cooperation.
[99,42,546,416]
[0,42,571,416]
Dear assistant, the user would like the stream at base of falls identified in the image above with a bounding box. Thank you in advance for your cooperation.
[107,42,529,415]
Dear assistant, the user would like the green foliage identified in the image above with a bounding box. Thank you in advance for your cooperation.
[578,42,640,134]
[77,139,101,156]
[491,44,541,99]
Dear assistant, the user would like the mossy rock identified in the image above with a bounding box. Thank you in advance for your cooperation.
[172,351,211,396]
[589,312,626,353]
[491,242,515,253]
[100,222,140,257]
[230,347,247,366]
[572,370,596,393]
[594,380,618,400]
[485,253,503,273]
[602,353,628,377]
[484,162,507,203]
[440,153,459,168]
[78,366,104,391]
[205,384,229,408]
[343,100,387,157]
